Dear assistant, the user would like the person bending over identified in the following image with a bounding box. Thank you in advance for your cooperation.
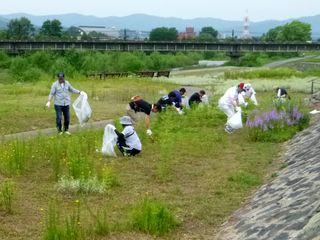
[114,116,142,157]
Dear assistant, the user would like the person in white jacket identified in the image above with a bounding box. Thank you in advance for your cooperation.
[218,83,246,134]
[114,116,142,157]
[243,83,258,105]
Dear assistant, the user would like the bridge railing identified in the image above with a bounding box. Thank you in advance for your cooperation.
[0,40,320,53]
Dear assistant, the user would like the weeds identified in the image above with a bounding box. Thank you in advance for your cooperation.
[0,179,14,213]
[130,197,179,236]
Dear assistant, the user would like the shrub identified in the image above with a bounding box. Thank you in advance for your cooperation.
[21,67,42,82]
[0,179,14,213]
[130,197,179,236]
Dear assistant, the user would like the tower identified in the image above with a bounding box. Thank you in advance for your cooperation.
[243,10,251,39]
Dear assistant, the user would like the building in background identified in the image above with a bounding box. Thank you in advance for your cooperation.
[78,26,120,39]
[178,27,196,41]
[119,29,150,40]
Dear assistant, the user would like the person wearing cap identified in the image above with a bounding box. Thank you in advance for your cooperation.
[114,116,142,156]
[127,96,160,136]
[188,90,207,106]
[46,72,85,135]
[218,83,246,134]
[156,88,186,114]
[243,83,258,105]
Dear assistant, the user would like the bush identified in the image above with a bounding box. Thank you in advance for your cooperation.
[22,67,42,82]
[130,197,179,236]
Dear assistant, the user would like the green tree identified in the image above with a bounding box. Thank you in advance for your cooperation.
[7,17,35,40]
[198,26,218,41]
[149,27,178,41]
[39,19,63,39]
[262,21,311,42]
[0,30,7,39]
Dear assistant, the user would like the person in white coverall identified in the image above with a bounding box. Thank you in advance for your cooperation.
[243,83,258,105]
[218,83,246,134]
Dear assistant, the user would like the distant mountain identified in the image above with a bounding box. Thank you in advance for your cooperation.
[1,13,319,39]
[0,16,8,29]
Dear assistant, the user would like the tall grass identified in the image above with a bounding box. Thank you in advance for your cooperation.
[0,179,14,213]
[130,197,179,236]
[43,201,84,240]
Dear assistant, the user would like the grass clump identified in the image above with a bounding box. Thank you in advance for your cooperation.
[228,171,261,189]
[0,179,14,213]
[43,201,84,240]
[56,166,119,194]
[130,197,179,236]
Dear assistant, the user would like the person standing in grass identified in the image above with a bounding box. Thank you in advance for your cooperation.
[46,72,85,135]
[127,96,160,136]
[218,83,246,134]
[188,90,207,106]
[114,116,142,157]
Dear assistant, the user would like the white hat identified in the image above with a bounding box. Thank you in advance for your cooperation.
[120,116,133,125]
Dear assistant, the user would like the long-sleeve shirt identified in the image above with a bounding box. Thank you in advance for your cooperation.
[48,80,80,106]
[168,90,182,108]
[219,86,239,107]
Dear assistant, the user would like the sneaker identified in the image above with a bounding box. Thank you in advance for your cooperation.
[58,131,63,135]
[64,131,71,136]
[225,125,233,134]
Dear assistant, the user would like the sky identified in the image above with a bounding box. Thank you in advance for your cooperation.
[0,0,319,21]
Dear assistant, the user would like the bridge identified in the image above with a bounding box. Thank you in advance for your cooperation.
[0,40,319,55]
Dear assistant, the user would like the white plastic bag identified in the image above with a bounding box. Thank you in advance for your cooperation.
[101,124,118,157]
[227,110,243,129]
[72,93,92,125]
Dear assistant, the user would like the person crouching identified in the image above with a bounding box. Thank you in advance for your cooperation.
[114,116,142,157]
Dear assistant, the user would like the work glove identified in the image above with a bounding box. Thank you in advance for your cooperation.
[45,101,51,108]
[176,108,184,115]
[235,106,241,112]
[146,129,152,136]
[80,91,86,96]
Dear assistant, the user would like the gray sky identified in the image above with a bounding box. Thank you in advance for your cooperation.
[0,0,319,21]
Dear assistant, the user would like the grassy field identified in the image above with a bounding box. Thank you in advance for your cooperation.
[0,68,311,239]
[0,71,176,135]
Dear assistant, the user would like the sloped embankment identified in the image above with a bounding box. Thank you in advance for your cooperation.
[217,117,320,240]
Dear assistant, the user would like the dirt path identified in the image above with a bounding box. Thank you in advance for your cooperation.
[1,119,113,142]
[264,56,315,68]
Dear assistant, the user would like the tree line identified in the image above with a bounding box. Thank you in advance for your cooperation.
[0,17,314,43]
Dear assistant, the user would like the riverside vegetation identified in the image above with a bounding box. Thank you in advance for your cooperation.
[0,51,314,239]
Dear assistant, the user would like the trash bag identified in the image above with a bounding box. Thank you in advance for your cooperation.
[227,110,243,129]
[72,93,92,125]
[101,124,118,157]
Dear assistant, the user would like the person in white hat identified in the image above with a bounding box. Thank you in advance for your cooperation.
[114,116,142,156]
[243,83,258,105]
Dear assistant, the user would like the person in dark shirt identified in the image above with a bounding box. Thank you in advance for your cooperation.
[275,87,290,99]
[167,88,186,109]
[189,90,206,106]
[127,96,160,136]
